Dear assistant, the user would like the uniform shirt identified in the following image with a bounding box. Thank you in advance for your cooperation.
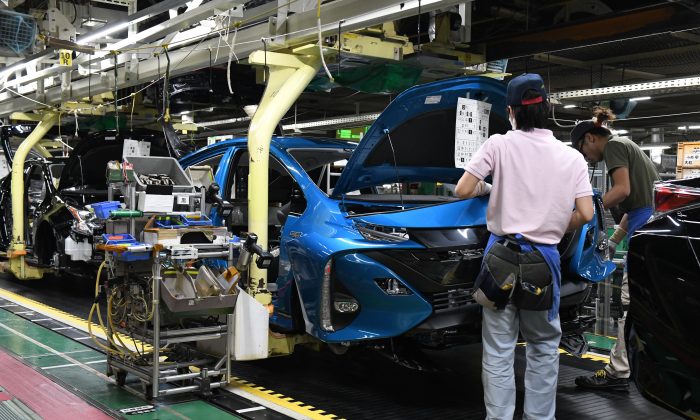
[603,136,660,213]
[465,128,592,245]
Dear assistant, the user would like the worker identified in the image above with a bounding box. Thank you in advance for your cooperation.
[456,73,594,419]
[571,108,659,391]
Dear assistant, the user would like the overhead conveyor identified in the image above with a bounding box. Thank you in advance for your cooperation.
[0,0,468,118]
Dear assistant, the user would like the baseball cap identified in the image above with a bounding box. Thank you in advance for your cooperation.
[506,73,548,106]
[570,120,596,147]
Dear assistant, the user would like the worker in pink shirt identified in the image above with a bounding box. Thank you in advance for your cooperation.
[456,73,594,420]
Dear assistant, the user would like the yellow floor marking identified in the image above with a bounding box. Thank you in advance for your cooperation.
[517,342,610,364]
[227,376,341,420]
[0,288,150,352]
[0,287,342,419]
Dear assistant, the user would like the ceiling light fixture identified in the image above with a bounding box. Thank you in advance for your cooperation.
[678,126,687,130]
[76,15,150,45]
[630,96,651,101]
[639,145,671,151]
[689,125,700,129]
[563,104,576,109]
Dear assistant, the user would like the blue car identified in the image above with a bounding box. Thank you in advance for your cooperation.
[180,76,614,357]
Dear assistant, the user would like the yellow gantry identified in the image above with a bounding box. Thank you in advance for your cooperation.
[9,111,59,279]
[246,49,321,302]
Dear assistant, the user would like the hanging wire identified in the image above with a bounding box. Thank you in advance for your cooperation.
[416,0,422,52]
[113,53,119,135]
[551,106,576,128]
[317,0,334,82]
[227,23,240,94]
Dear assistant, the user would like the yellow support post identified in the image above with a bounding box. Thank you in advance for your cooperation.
[9,111,59,280]
[246,49,321,303]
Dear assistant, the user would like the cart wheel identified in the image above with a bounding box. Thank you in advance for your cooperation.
[116,370,127,387]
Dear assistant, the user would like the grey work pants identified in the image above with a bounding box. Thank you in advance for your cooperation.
[605,271,631,379]
[482,304,562,420]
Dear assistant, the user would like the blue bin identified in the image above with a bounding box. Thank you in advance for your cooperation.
[182,214,212,226]
[154,215,188,229]
[102,234,150,262]
[92,201,121,219]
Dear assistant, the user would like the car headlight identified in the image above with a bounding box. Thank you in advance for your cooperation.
[355,222,409,243]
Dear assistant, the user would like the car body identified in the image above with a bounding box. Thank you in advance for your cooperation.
[181,76,615,354]
[0,131,167,278]
[627,177,700,418]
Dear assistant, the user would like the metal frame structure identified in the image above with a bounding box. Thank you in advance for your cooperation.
[0,0,466,117]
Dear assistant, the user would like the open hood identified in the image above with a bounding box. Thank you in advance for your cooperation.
[331,76,509,197]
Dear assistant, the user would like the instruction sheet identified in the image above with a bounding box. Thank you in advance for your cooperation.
[454,98,492,169]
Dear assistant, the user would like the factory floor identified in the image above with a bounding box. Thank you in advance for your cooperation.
[0,274,683,420]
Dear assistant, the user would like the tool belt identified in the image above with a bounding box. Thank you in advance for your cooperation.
[473,239,553,311]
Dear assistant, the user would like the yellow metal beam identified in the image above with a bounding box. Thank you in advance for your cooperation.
[246,48,321,302]
[9,111,59,280]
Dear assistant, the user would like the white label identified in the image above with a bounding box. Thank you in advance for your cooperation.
[454,97,492,169]
[177,195,189,205]
[424,95,442,104]
[0,154,9,179]
[123,139,151,158]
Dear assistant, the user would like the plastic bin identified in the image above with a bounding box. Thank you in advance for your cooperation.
[102,234,151,262]
[92,201,121,219]
[154,215,188,229]
[182,214,212,226]
[126,156,194,193]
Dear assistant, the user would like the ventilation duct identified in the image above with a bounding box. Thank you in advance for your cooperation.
[0,10,37,54]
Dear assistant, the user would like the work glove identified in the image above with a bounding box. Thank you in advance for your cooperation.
[608,226,627,260]
[475,180,492,196]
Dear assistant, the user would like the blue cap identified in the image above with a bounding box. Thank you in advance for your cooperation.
[506,73,548,106]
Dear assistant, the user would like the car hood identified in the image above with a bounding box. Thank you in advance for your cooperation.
[349,197,488,228]
[331,76,509,197]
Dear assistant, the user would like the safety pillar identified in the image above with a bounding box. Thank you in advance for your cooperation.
[246,49,321,302]
[9,111,59,279]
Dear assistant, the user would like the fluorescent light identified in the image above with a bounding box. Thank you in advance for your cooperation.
[630,96,651,101]
[613,129,628,135]
[678,126,687,130]
[689,125,700,129]
[76,16,149,45]
[640,145,671,151]
[563,104,576,109]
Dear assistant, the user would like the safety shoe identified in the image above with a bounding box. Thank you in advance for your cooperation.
[575,369,629,391]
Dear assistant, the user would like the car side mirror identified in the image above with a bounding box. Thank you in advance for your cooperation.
[290,186,306,214]
[206,182,232,218]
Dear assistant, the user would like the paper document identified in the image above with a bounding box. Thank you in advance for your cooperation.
[454,98,492,169]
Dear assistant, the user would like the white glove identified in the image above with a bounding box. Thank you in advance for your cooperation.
[475,181,492,196]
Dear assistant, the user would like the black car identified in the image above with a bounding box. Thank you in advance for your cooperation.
[627,176,700,418]
[0,130,167,279]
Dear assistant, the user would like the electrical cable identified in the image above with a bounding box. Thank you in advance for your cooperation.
[551,106,576,128]
[88,261,127,356]
[317,0,334,82]
[227,23,240,94]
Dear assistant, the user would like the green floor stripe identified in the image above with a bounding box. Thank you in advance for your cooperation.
[584,332,616,351]
[0,308,240,419]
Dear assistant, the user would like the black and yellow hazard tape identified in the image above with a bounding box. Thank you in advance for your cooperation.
[0,287,343,419]
[228,376,343,420]
[0,288,150,352]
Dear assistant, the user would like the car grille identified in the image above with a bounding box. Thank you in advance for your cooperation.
[431,288,475,313]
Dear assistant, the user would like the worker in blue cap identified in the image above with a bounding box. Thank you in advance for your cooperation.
[457,73,593,419]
